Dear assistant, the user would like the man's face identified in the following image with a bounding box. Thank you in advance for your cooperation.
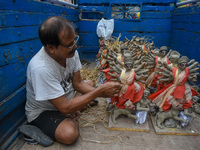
[57,29,78,58]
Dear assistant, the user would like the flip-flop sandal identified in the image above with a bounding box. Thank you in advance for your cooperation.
[18,125,53,147]
[23,135,38,145]
[81,99,99,112]
[88,99,98,107]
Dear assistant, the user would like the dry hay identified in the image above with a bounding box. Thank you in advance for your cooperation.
[79,63,123,145]
[79,99,108,128]
[80,65,100,86]
[78,99,124,144]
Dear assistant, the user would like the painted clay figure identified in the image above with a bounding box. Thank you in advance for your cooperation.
[155,101,186,129]
[192,96,200,114]
[135,90,155,124]
[111,104,138,124]
[164,118,181,128]
[164,95,197,128]
[96,37,106,59]
[169,50,180,68]
[145,46,171,91]
[107,51,148,123]
[100,46,109,69]
[149,56,199,128]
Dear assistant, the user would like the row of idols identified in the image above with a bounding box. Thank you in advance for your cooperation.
[96,35,200,129]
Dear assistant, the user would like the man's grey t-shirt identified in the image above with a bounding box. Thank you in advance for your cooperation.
[25,47,82,122]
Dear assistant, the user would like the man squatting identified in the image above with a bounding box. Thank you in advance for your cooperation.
[25,16,122,145]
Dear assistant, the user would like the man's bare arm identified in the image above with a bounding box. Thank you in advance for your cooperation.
[72,70,95,94]
[50,71,122,115]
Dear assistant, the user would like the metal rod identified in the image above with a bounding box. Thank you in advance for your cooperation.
[176,0,200,7]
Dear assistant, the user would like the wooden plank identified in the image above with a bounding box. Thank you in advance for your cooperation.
[78,0,176,4]
[78,46,99,53]
[142,6,174,12]
[172,22,188,31]
[0,12,78,28]
[79,19,172,32]
[170,29,200,62]
[78,0,107,4]
[79,31,170,48]
[170,29,191,56]
[142,0,175,3]
[80,12,106,20]
[172,14,200,23]
[79,20,99,32]
[0,103,26,149]
[79,6,110,19]
[108,113,150,132]
[0,54,35,100]
[0,62,26,101]
[0,26,39,45]
[79,6,108,12]
[0,0,79,15]
[80,53,98,62]
[185,24,200,34]
[142,12,172,19]
[172,22,200,33]
[79,31,171,47]
[0,85,26,120]
[79,33,99,46]
[150,115,199,135]
[112,32,171,48]
[110,0,140,4]
[0,39,42,66]
[173,5,200,15]
[78,47,99,61]
[114,19,172,32]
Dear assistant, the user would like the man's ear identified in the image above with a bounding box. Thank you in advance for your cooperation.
[47,44,56,54]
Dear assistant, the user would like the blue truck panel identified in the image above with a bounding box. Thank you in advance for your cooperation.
[78,0,176,4]
[170,5,200,85]
[0,0,79,149]
[1,26,39,45]
[79,1,175,60]
[0,0,79,15]
[0,0,200,149]
[0,12,78,28]
[170,5,200,62]
[0,39,41,100]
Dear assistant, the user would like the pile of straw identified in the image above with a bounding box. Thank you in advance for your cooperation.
[80,66,100,86]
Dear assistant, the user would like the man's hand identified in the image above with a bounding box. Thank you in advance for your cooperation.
[99,82,122,97]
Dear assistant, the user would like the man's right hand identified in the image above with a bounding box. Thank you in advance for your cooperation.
[99,82,122,97]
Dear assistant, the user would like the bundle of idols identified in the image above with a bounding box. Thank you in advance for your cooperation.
[96,35,200,129]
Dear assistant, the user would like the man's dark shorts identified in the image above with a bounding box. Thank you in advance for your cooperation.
[31,110,66,141]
